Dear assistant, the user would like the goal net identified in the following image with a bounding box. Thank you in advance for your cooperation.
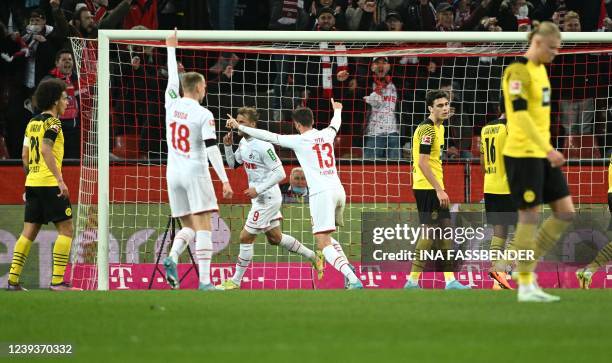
[70,31,612,290]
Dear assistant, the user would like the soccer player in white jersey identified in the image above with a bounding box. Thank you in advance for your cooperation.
[227,99,363,289]
[162,29,233,291]
[216,107,325,290]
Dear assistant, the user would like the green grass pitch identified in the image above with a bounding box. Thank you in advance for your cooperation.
[2,289,612,362]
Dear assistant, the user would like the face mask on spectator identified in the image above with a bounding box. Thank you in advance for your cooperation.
[26,24,43,34]
[291,186,307,195]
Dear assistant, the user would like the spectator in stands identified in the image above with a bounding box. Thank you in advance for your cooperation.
[1,21,29,158]
[208,0,239,75]
[59,0,132,40]
[1,1,26,33]
[363,56,400,160]
[42,49,80,159]
[441,79,474,160]
[495,0,532,31]
[404,0,437,31]
[123,0,159,30]
[21,5,67,91]
[309,0,348,30]
[117,25,164,158]
[550,11,607,149]
[435,0,495,31]
[280,167,309,203]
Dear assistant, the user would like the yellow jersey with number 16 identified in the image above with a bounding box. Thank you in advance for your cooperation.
[480,118,510,194]
[24,113,64,187]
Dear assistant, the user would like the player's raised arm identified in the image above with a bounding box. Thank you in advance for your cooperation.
[329,98,342,134]
[165,28,180,107]
[222,131,242,169]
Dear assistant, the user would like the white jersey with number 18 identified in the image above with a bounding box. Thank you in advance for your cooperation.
[164,48,216,177]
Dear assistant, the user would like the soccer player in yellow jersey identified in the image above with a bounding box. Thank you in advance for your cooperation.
[6,79,81,291]
[502,22,575,302]
[404,90,470,290]
[480,102,516,290]
[575,156,612,289]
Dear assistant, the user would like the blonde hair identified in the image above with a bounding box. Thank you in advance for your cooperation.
[564,11,580,24]
[181,72,205,93]
[528,21,561,43]
[237,106,259,123]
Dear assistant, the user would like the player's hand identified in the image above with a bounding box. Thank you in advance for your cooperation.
[336,70,349,82]
[547,149,566,168]
[222,182,233,199]
[244,187,258,198]
[131,56,140,70]
[166,28,178,48]
[226,113,239,129]
[330,98,342,111]
[436,190,449,209]
[58,180,70,199]
[223,131,233,146]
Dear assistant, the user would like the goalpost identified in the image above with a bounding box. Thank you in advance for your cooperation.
[71,30,612,291]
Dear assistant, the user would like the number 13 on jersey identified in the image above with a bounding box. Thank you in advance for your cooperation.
[312,143,334,169]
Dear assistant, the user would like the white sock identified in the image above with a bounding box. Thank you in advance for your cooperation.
[169,227,195,264]
[232,243,254,285]
[331,238,349,262]
[322,245,358,284]
[279,234,315,260]
[195,230,213,285]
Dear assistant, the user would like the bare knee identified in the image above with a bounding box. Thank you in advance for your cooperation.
[239,230,256,244]
[266,230,282,245]
[56,220,73,237]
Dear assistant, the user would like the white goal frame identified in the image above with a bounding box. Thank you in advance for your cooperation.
[94,30,611,290]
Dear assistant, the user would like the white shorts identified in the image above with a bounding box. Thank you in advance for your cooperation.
[167,173,218,218]
[244,192,283,235]
[309,188,346,234]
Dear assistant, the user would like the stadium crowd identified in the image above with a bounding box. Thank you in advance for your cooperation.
[1,0,611,161]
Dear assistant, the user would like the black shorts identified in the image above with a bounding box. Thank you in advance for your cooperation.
[413,189,450,225]
[484,193,518,226]
[504,156,570,209]
[24,186,72,225]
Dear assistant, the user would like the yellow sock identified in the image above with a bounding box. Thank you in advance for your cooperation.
[8,235,33,285]
[512,222,538,275]
[443,272,455,282]
[490,236,506,253]
[587,242,612,272]
[534,216,571,259]
[518,272,534,285]
[51,235,72,285]
[410,238,433,280]
[410,271,422,281]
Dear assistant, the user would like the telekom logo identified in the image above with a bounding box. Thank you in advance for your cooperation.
[110,266,133,290]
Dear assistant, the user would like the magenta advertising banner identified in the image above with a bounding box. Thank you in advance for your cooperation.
[68,262,612,290]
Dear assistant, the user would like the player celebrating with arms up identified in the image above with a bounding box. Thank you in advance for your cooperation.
[227,99,362,289]
[7,79,81,291]
[502,22,575,302]
[162,29,233,291]
[217,107,324,290]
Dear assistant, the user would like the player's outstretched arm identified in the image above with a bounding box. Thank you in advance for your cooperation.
[226,114,282,145]
[165,28,180,107]
[21,137,29,176]
[329,98,342,133]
